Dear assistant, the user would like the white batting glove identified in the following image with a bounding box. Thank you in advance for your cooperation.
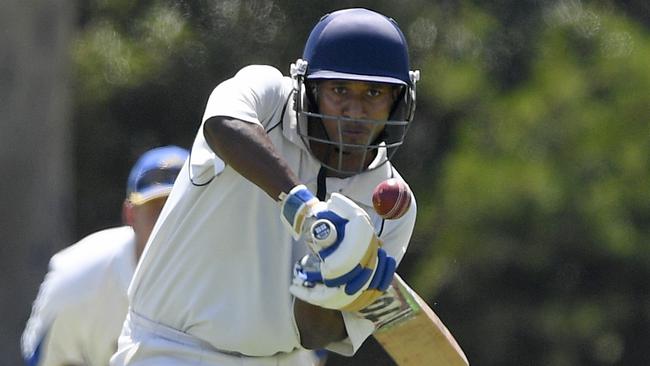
[307,193,380,283]
[281,187,391,308]
[290,247,397,312]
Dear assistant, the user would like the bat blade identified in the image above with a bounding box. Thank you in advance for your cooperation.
[370,274,469,366]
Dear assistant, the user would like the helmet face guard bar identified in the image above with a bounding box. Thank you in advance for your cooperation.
[290,58,420,176]
[299,110,410,175]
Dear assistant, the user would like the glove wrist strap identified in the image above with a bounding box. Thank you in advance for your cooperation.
[280,184,318,240]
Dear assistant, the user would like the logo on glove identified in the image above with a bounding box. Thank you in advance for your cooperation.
[312,221,331,240]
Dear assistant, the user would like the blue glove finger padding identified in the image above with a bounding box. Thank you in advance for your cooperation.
[377,250,396,292]
[367,248,387,290]
[342,267,373,295]
[295,248,397,295]
[365,248,396,292]
[342,248,396,294]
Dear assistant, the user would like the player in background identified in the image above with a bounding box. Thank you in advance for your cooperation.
[21,146,189,366]
[111,8,419,366]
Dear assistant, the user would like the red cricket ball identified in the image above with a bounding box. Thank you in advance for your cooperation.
[371,178,412,220]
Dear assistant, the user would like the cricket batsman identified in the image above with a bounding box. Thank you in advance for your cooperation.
[111,8,420,365]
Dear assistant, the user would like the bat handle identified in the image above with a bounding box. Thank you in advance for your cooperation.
[310,218,337,249]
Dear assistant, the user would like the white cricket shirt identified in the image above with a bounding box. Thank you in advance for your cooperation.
[128,65,417,357]
[22,226,136,366]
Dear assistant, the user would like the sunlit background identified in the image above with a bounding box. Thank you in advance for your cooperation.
[2,0,649,365]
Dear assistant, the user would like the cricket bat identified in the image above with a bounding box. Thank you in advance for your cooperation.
[360,274,469,365]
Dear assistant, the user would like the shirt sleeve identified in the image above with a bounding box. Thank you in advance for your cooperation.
[22,261,87,366]
[38,305,88,366]
[189,65,288,183]
[201,65,287,128]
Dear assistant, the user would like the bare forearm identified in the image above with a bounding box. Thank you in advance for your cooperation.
[294,298,347,349]
[204,117,345,345]
[204,116,299,199]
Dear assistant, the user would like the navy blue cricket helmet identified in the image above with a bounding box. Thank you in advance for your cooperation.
[290,8,420,176]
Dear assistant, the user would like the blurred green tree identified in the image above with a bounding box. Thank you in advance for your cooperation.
[410,2,650,365]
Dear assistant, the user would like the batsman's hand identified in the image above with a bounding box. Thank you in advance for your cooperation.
[290,247,396,312]
[307,193,381,283]
[281,188,397,311]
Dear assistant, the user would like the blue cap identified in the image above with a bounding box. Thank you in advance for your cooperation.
[126,145,189,205]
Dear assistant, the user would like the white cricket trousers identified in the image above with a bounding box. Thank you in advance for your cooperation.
[110,310,321,366]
